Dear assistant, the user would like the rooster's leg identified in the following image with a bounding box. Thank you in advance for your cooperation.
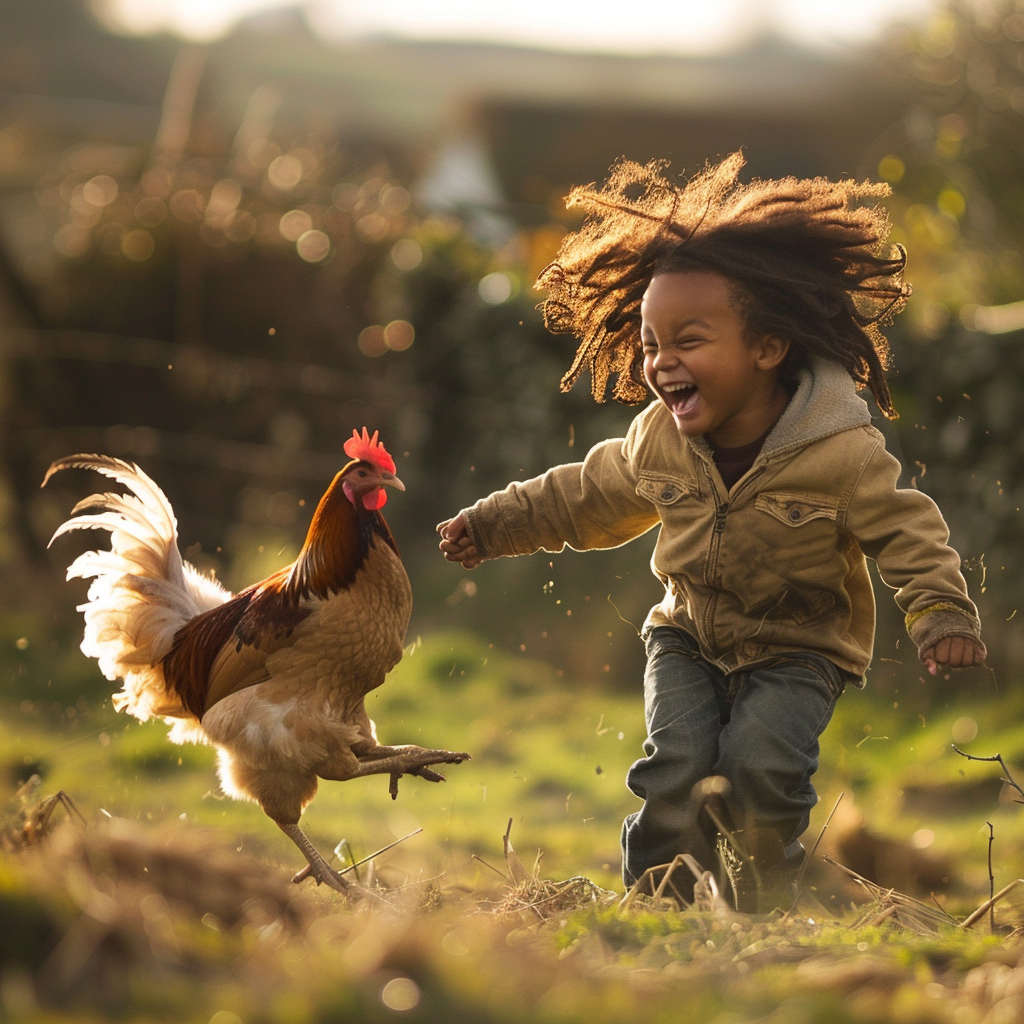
[352,747,470,778]
[277,822,350,894]
[349,747,471,800]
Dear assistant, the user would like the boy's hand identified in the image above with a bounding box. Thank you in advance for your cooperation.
[920,636,987,675]
[436,513,483,569]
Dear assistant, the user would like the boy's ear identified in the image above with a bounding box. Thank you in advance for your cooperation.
[754,334,790,371]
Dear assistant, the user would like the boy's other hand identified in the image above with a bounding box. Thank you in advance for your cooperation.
[436,513,483,569]
[920,635,987,675]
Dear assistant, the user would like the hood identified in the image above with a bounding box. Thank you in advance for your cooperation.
[684,356,872,463]
[761,356,872,457]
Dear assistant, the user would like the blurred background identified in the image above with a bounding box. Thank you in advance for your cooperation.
[3,0,1024,778]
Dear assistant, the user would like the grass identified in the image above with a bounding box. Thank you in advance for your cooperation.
[2,631,645,890]
[4,630,1024,1022]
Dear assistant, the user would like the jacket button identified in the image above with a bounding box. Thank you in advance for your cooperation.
[789,508,802,521]
[661,489,673,501]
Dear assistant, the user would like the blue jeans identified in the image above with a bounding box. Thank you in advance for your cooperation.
[621,626,846,888]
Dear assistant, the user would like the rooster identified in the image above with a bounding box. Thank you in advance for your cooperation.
[45,428,469,894]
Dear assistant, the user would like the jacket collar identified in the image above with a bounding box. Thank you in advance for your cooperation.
[684,356,873,463]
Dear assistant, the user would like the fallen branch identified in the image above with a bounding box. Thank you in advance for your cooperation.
[960,879,1024,930]
[951,746,1024,803]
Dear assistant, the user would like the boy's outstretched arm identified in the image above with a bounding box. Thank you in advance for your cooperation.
[436,513,483,569]
[846,439,985,675]
[919,635,987,676]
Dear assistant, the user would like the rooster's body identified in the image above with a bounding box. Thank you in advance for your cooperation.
[46,431,469,892]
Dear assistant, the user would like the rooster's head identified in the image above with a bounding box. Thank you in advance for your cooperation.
[339,428,405,510]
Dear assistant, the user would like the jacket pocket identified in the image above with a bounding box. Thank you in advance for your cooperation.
[755,491,839,527]
[636,475,690,506]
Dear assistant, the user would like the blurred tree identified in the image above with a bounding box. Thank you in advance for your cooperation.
[871,0,1024,678]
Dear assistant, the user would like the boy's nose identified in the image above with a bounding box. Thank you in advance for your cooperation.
[651,347,678,369]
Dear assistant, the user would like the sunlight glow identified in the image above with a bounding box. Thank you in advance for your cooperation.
[94,0,938,50]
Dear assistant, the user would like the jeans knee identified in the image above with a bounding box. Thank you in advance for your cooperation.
[626,743,715,808]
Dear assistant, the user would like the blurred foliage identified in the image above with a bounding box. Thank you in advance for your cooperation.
[871,0,1024,676]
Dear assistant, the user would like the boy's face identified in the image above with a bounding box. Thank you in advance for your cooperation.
[641,271,789,447]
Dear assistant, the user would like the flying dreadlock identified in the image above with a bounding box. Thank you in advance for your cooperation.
[537,152,910,418]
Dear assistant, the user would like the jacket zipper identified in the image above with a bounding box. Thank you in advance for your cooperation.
[701,462,729,654]
[699,459,769,658]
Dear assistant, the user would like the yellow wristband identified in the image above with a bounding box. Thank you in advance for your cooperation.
[905,602,966,632]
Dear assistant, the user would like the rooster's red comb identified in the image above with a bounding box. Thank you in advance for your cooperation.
[343,427,396,474]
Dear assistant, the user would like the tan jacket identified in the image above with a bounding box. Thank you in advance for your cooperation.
[463,358,981,680]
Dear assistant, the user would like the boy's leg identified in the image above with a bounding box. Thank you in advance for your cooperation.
[621,627,728,890]
[713,655,845,902]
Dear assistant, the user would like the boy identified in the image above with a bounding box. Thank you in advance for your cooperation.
[437,154,985,907]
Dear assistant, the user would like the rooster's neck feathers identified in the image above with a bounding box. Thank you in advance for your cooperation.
[283,464,399,603]
[162,463,401,718]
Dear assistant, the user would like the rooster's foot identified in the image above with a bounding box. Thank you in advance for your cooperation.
[353,748,468,800]
[277,821,350,895]
[388,763,451,800]
[291,860,350,895]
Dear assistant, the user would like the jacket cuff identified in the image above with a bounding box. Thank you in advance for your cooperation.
[907,604,982,653]
[462,503,506,561]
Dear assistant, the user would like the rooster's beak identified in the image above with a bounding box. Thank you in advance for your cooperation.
[381,471,405,492]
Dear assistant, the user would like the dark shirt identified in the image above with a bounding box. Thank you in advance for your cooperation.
[708,424,775,490]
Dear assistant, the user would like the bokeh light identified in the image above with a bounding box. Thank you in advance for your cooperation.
[121,229,155,261]
[478,272,513,304]
[358,325,388,357]
[951,717,979,744]
[279,210,313,241]
[267,154,303,191]
[296,229,330,262]
[379,977,420,1012]
[391,238,423,271]
[383,319,415,350]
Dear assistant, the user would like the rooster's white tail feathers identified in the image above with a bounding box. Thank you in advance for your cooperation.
[45,454,232,736]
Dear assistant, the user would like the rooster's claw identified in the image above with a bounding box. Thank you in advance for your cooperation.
[389,766,445,799]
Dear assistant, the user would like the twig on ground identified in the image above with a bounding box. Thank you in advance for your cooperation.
[471,854,511,883]
[929,894,957,923]
[620,855,695,910]
[951,745,1024,803]
[337,828,423,877]
[960,879,1024,930]
[503,818,529,884]
[987,821,995,932]
[784,791,844,920]
[495,875,616,919]
[334,838,358,881]
[701,801,760,905]
[822,855,951,936]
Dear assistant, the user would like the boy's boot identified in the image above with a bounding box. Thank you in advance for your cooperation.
[734,828,804,913]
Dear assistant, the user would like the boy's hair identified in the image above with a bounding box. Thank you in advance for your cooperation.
[537,152,910,418]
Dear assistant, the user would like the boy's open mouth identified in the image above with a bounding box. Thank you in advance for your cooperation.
[661,381,700,417]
